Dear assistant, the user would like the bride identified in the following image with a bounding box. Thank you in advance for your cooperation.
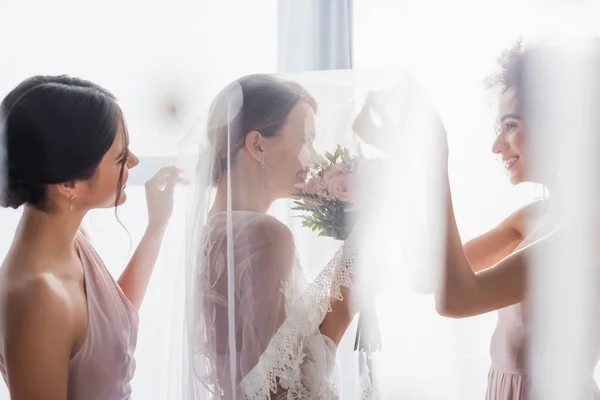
[179,74,360,399]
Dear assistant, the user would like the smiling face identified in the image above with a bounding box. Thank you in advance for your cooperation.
[492,87,531,185]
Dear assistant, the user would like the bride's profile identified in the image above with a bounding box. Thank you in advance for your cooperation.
[179,74,359,399]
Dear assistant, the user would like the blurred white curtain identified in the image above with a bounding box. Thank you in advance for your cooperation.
[278,0,353,72]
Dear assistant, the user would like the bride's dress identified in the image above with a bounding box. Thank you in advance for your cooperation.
[190,210,359,399]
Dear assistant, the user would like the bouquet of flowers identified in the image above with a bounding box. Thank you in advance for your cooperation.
[293,145,358,241]
[294,145,381,354]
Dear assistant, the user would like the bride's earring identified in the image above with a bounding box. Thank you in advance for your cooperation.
[260,156,265,210]
[69,195,76,211]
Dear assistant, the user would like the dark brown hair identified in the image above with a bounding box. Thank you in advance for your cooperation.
[207,74,317,184]
[1,75,128,210]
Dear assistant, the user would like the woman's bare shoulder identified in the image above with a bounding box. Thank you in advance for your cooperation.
[507,198,547,238]
[0,252,83,333]
[211,211,294,245]
[0,266,78,346]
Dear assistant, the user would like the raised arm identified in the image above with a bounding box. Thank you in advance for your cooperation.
[351,82,546,318]
[118,166,180,310]
[464,200,544,272]
[1,276,77,400]
[436,170,554,318]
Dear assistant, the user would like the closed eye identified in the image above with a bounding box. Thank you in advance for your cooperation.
[304,133,315,144]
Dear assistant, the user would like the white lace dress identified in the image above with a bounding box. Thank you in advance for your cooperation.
[187,211,362,399]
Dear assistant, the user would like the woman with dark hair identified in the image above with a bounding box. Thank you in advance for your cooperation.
[0,75,180,399]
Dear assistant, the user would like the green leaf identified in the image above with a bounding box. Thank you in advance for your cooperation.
[334,145,342,158]
[325,152,337,163]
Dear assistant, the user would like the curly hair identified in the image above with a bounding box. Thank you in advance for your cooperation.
[486,38,527,95]
[487,35,600,99]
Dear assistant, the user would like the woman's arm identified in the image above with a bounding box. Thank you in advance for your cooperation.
[319,286,354,345]
[352,84,543,318]
[238,216,350,398]
[118,226,167,310]
[2,276,76,400]
[118,166,180,310]
[240,216,354,351]
[435,173,553,318]
[463,200,544,272]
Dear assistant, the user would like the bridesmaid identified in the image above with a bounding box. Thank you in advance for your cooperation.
[435,40,600,399]
[0,75,180,399]
[353,39,600,399]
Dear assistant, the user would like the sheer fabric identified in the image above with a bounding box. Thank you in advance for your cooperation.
[169,70,436,399]
[169,73,372,399]
[189,210,346,399]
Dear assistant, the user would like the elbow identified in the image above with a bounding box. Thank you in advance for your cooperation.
[434,292,472,319]
[434,294,455,317]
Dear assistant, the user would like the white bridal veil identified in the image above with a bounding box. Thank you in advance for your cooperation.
[156,67,447,399]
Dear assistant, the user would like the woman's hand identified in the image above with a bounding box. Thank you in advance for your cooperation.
[145,166,183,231]
[352,90,397,150]
[353,80,448,161]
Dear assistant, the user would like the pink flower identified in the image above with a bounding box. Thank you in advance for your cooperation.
[300,174,324,207]
[302,174,322,195]
[327,173,355,204]
[322,164,343,185]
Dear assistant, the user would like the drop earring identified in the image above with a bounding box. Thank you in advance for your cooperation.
[260,156,265,211]
[69,195,76,211]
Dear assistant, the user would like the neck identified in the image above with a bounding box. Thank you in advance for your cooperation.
[14,206,86,259]
[211,167,273,215]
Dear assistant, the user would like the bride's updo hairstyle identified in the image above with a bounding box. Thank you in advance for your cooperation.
[0,75,127,210]
[206,74,317,185]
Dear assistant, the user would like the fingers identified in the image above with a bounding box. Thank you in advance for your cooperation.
[149,166,181,182]
[146,166,184,191]
[353,90,393,138]
[163,169,184,194]
[352,100,374,137]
